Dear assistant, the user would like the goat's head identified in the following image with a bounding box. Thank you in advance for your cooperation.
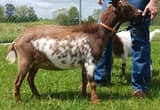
[100,0,142,26]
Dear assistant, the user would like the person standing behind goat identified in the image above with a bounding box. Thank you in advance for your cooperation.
[94,0,159,98]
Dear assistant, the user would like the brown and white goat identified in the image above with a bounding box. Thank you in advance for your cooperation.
[112,29,160,78]
[6,0,142,103]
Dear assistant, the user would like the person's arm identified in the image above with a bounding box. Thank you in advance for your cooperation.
[143,0,159,19]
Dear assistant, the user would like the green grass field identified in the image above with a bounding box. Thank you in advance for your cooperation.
[0,22,160,110]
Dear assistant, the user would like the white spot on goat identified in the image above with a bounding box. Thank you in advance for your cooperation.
[31,36,95,70]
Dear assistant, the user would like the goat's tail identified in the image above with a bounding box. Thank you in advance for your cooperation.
[6,42,17,64]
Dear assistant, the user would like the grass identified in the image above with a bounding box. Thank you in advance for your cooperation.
[0,20,58,43]
[0,21,160,43]
[0,23,160,110]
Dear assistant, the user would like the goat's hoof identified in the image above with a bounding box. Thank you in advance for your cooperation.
[91,95,100,104]
[32,94,41,99]
[15,97,21,103]
[92,98,100,104]
[82,92,87,98]
[35,95,41,99]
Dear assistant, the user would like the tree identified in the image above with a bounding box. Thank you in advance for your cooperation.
[67,7,79,25]
[87,16,96,23]
[54,6,79,25]
[5,3,15,22]
[52,8,67,19]
[28,7,38,21]
[0,5,4,16]
[14,5,38,22]
[56,13,69,25]
[5,3,15,20]
[0,5,4,22]
[91,9,101,22]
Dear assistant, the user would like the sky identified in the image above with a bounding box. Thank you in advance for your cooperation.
[0,0,101,19]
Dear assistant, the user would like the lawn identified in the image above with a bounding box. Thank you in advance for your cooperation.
[0,20,58,43]
[0,22,160,110]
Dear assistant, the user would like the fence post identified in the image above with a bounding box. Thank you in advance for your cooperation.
[79,0,82,24]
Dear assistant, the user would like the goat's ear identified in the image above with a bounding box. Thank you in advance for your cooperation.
[112,0,120,7]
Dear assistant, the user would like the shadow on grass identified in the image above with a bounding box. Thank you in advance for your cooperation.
[37,90,135,102]
[40,91,85,101]
[22,69,160,102]
[29,89,133,102]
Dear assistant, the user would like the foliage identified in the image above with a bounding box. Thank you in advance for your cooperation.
[4,3,15,22]
[54,7,101,25]
[55,13,70,25]
[0,20,58,43]
[14,6,38,22]
[82,16,96,24]
[5,3,15,17]
[67,7,79,25]
[0,5,5,22]
[4,3,38,22]
[151,13,160,26]
[55,6,79,25]
[91,9,101,22]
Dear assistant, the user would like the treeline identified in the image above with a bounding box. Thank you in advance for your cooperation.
[0,3,38,22]
[0,3,99,24]
[0,3,159,25]
[53,7,100,25]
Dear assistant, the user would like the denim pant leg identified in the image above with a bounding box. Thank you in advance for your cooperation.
[129,17,151,92]
[94,38,112,82]
[94,0,112,83]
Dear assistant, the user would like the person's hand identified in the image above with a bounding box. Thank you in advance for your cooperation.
[143,0,159,19]
[98,0,103,5]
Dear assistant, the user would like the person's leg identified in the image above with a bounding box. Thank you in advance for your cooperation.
[128,0,151,97]
[94,0,112,85]
[94,38,112,84]
[129,16,151,95]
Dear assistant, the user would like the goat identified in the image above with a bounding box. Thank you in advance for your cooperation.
[6,0,142,103]
[112,29,160,78]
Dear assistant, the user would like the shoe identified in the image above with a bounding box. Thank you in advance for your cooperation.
[134,90,146,99]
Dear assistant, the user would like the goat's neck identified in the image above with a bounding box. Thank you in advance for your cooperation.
[98,20,118,45]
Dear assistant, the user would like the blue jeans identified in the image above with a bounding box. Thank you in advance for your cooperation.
[94,0,112,83]
[94,38,112,83]
[130,16,151,92]
[94,0,151,92]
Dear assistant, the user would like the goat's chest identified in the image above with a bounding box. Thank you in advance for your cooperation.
[31,37,94,69]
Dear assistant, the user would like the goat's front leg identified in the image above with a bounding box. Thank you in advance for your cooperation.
[121,54,127,81]
[85,63,100,103]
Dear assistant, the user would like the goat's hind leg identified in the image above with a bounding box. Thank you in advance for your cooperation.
[81,64,88,97]
[27,66,40,98]
[14,62,30,102]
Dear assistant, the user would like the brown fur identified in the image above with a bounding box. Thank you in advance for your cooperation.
[6,0,142,103]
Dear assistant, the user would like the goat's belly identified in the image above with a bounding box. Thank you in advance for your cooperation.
[31,37,91,69]
[47,55,81,69]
